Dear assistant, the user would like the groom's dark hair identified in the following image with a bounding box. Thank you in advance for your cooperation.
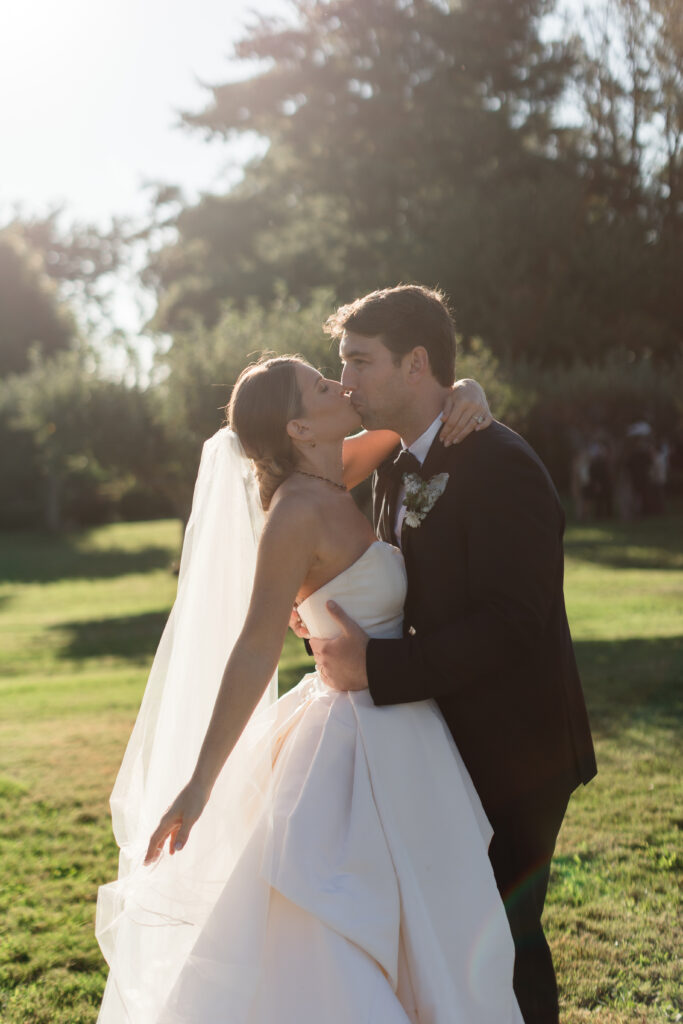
[324,284,456,386]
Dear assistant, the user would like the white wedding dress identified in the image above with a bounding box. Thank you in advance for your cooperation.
[97,540,522,1024]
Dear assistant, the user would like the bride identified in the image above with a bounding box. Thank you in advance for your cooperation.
[96,355,522,1023]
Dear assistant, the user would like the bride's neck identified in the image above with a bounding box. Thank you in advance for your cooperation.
[294,442,345,486]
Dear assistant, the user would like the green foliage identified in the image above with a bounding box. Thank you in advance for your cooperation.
[456,337,520,423]
[13,212,125,298]
[0,229,76,375]
[152,288,343,514]
[2,2,681,531]
[559,0,683,364]
[141,0,681,368]
[501,352,683,488]
[0,351,171,532]
[0,517,681,1022]
[153,294,683,504]
[146,0,578,340]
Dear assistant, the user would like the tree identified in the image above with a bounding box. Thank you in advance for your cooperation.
[145,0,575,347]
[140,0,683,368]
[0,228,76,375]
[13,210,126,305]
[563,0,683,362]
[151,288,342,518]
[3,349,168,532]
[7,209,131,350]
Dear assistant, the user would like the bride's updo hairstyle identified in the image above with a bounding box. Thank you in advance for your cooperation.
[227,355,309,510]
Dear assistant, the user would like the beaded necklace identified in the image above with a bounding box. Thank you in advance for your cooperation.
[295,470,346,492]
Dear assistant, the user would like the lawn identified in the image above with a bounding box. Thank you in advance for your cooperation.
[0,516,681,1023]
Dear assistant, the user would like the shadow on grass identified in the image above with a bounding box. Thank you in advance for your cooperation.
[565,540,683,572]
[564,513,683,572]
[575,634,683,738]
[0,535,174,584]
[52,611,169,662]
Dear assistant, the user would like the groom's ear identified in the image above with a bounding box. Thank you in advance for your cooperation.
[404,346,430,382]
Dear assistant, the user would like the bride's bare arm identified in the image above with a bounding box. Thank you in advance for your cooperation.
[144,496,319,864]
[341,379,492,490]
[342,430,400,490]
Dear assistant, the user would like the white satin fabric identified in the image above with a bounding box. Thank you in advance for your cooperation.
[102,540,522,1023]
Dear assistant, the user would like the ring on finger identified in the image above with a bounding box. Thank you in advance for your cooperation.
[473,414,485,424]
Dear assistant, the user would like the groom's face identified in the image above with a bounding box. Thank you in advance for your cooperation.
[339,332,408,431]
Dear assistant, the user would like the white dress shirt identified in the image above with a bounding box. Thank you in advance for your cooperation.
[393,415,443,544]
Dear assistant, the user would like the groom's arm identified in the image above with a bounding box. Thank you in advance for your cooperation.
[367,447,564,705]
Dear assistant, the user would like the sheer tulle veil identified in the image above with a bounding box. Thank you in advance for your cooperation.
[96,427,278,1022]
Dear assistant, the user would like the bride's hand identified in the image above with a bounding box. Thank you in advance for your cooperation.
[440,379,492,447]
[144,780,208,865]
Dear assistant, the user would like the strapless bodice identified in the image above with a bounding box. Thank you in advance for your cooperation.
[296,541,406,641]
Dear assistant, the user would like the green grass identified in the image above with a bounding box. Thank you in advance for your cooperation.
[1,516,681,1023]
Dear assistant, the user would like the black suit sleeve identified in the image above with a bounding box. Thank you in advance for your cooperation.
[367,446,564,705]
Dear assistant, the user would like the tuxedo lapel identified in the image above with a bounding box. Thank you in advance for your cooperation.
[420,431,450,479]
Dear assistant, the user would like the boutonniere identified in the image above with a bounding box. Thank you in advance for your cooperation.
[402,472,450,528]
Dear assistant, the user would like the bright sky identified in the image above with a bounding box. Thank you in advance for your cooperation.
[0,0,289,227]
[0,0,581,229]
[0,0,290,358]
[0,0,581,357]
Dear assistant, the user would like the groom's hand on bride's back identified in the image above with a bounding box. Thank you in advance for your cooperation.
[309,602,369,692]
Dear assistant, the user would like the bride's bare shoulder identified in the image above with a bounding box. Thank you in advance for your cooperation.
[264,476,324,545]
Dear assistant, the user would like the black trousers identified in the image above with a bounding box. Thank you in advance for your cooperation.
[488,789,570,1024]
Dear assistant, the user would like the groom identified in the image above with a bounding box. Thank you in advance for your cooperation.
[309,284,597,1024]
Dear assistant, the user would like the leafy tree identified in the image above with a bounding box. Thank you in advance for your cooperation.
[563,0,683,362]
[141,0,681,367]
[151,288,342,517]
[505,350,683,488]
[6,210,131,356]
[145,0,574,343]
[3,349,168,532]
[12,210,126,305]
[0,228,76,375]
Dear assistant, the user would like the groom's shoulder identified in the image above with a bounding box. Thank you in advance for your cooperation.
[452,420,558,493]
[472,420,538,460]
[450,419,534,463]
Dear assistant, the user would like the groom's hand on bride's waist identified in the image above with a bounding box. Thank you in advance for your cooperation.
[309,602,369,691]
[289,605,310,639]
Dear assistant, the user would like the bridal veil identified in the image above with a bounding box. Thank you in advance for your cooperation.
[96,427,278,1022]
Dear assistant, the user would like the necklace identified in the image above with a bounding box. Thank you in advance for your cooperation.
[295,470,347,492]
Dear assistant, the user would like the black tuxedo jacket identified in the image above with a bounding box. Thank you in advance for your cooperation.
[367,421,597,819]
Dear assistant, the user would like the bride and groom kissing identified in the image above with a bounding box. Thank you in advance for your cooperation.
[97,284,596,1024]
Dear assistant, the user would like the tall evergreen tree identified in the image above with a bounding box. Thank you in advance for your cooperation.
[146,1,573,337]
[144,0,681,365]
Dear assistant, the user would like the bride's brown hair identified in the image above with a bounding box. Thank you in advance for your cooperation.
[227,355,309,510]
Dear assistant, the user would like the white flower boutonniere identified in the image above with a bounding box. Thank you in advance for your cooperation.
[402,472,450,528]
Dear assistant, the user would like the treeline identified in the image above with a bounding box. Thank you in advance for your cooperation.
[1,0,681,530]
[145,0,682,365]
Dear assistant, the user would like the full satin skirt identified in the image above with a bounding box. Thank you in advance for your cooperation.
[97,674,522,1024]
